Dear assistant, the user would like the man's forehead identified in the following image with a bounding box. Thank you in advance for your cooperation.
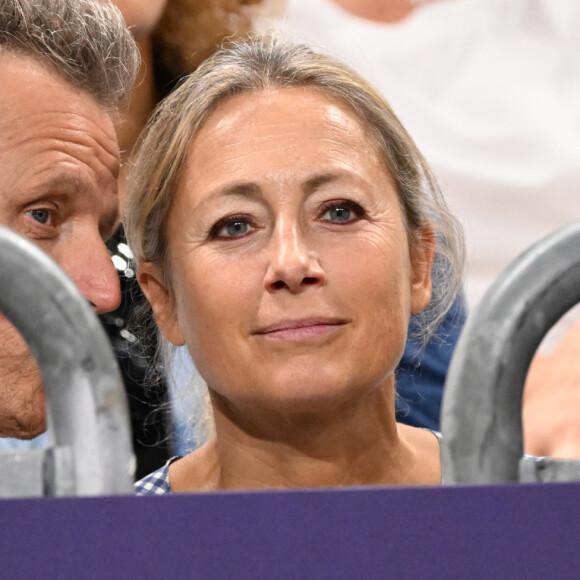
[0,54,119,166]
[0,52,54,108]
[0,52,116,136]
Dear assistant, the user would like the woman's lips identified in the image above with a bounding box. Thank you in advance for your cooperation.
[254,319,346,340]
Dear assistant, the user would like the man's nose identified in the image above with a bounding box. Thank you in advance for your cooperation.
[263,221,327,294]
[66,237,122,314]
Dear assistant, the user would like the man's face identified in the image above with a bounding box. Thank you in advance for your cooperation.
[0,53,121,438]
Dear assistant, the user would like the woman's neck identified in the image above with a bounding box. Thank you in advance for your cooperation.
[170,379,440,491]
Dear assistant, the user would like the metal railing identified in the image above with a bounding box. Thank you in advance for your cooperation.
[0,225,134,496]
[441,220,580,484]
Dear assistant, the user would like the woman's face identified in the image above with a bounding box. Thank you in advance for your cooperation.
[142,87,433,414]
[110,0,167,39]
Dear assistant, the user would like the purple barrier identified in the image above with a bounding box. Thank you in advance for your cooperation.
[1,483,578,578]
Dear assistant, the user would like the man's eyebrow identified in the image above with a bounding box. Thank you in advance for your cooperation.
[22,173,86,197]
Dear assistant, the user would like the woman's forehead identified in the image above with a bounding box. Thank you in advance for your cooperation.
[170,87,398,217]
[189,87,384,164]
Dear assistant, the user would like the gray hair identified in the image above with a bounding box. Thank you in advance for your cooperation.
[126,34,464,341]
[0,0,140,110]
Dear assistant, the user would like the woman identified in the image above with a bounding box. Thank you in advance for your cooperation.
[126,36,464,493]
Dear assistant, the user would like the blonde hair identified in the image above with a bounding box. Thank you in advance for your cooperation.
[0,0,139,110]
[125,34,464,341]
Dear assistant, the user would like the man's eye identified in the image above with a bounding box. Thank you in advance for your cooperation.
[26,209,51,225]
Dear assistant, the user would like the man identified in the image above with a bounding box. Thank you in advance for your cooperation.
[0,0,139,438]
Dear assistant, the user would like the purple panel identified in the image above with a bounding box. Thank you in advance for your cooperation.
[0,483,578,578]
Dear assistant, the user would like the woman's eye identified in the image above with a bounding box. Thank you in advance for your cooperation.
[26,209,51,225]
[327,206,351,222]
[321,202,363,224]
[225,221,250,236]
[210,216,255,239]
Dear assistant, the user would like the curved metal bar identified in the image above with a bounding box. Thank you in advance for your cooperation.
[441,220,580,484]
[0,225,134,495]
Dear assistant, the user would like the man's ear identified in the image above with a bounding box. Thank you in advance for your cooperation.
[138,262,185,346]
[409,225,436,315]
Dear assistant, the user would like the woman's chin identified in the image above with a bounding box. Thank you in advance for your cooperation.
[219,372,387,418]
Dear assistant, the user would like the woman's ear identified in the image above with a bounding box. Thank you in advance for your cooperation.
[138,262,185,346]
[409,225,436,315]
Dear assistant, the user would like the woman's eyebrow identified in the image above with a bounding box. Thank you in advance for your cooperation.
[303,170,374,197]
[196,171,365,210]
[198,182,262,207]
[218,182,261,198]
[303,172,338,194]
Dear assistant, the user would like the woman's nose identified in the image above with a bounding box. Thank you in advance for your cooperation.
[65,237,122,314]
[263,222,326,294]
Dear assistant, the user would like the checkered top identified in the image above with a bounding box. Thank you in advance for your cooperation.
[134,457,180,495]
